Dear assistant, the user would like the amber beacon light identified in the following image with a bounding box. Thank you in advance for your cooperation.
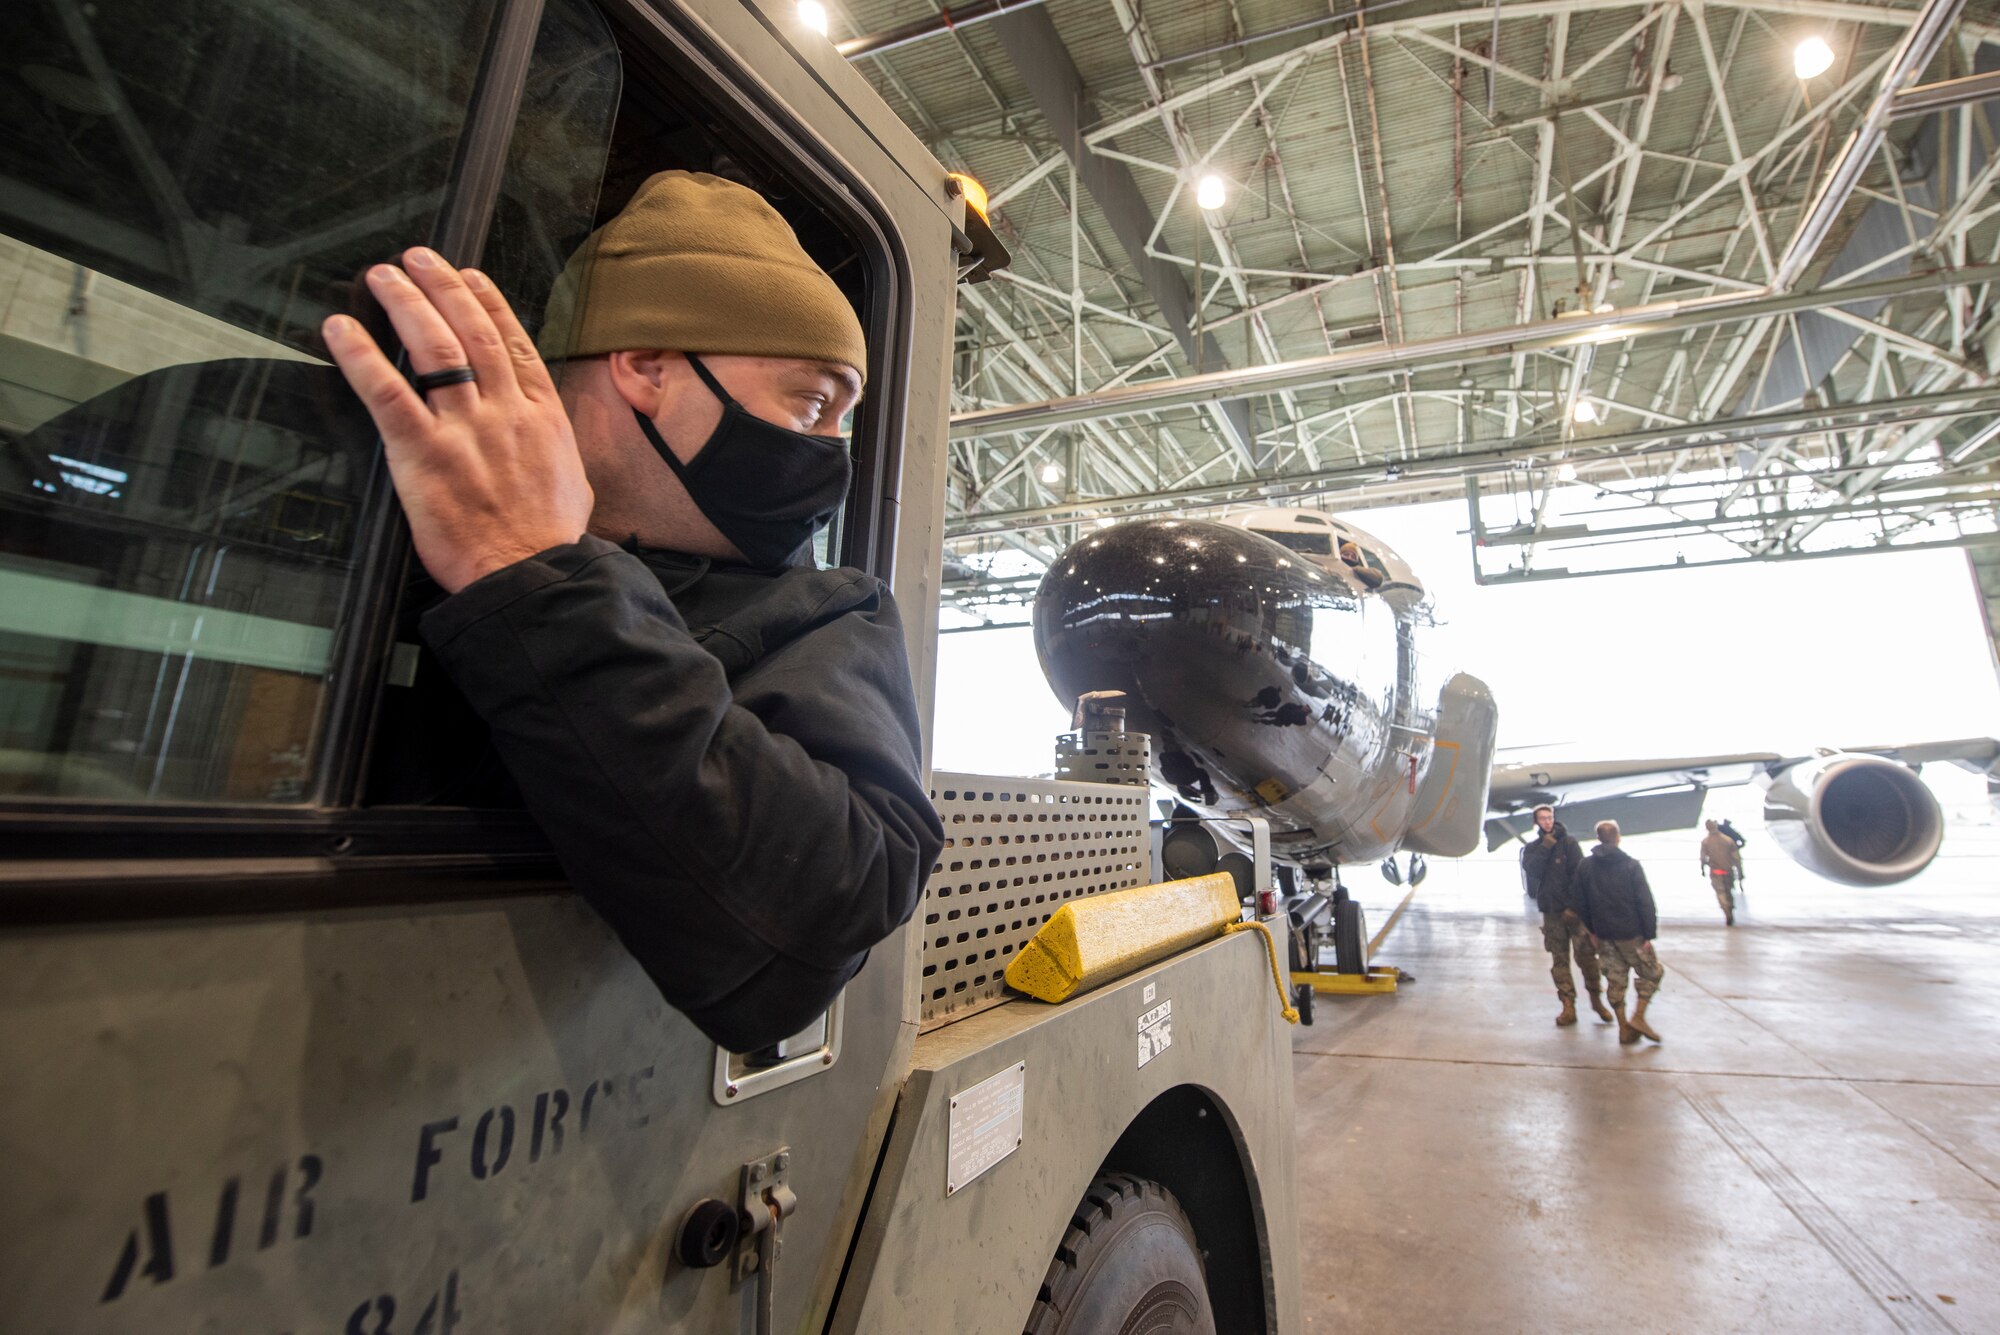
[947,171,990,219]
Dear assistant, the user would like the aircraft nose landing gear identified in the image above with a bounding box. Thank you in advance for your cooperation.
[1286,866,1405,1003]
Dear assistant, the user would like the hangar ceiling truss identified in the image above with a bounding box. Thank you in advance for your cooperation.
[831,0,2000,611]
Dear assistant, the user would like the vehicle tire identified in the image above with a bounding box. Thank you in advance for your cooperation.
[1333,897,1368,975]
[1023,1174,1216,1335]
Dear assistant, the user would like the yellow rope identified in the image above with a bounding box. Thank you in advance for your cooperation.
[1223,920,1300,1025]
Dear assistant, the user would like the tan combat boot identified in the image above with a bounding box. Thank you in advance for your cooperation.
[1587,987,1614,1023]
[1615,1001,1640,1045]
[1628,994,1661,1043]
[1556,997,1578,1026]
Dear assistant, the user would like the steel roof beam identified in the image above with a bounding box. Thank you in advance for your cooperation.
[986,5,1258,466]
[1890,67,2000,119]
[951,263,2000,439]
[957,284,1167,498]
[906,0,1998,534]
[946,387,2000,539]
[835,0,1044,60]
[1062,0,1986,156]
[1104,0,1314,467]
[1771,0,1969,291]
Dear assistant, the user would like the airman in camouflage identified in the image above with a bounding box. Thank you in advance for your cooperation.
[1700,819,1742,925]
[1520,805,1612,1027]
[1576,820,1665,1044]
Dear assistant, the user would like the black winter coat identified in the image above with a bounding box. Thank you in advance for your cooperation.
[1576,845,1658,940]
[1519,823,1584,913]
[423,535,944,1052]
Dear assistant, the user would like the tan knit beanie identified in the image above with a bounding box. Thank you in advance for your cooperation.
[537,171,867,382]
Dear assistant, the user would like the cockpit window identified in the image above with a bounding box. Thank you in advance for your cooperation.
[1263,531,1333,556]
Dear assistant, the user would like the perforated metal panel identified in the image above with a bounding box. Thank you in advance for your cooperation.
[1053,729,1152,787]
[920,773,1152,1030]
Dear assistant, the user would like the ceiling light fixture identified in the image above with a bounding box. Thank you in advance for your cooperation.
[798,0,829,36]
[1196,173,1227,211]
[1040,462,1064,484]
[1794,36,1834,80]
[1571,399,1600,425]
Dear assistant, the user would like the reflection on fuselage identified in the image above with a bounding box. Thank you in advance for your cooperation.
[1033,518,1435,865]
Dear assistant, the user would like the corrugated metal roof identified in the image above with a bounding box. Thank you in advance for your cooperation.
[830,0,2000,552]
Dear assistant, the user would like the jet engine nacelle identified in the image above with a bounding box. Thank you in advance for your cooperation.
[1759,753,1944,887]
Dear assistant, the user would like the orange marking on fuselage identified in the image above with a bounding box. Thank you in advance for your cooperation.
[1411,739,1461,831]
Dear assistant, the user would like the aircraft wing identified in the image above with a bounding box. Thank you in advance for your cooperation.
[1483,737,2000,851]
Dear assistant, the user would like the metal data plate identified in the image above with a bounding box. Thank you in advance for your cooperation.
[944,1061,1025,1196]
[921,773,1151,1030]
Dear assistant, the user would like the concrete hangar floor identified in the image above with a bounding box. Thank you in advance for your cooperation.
[1289,805,2000,1333]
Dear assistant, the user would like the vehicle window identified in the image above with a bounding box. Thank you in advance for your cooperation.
[0,0,617,805]
[479,3,625,342]
[367,9,887,807]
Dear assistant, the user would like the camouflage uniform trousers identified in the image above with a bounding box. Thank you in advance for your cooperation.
[1709,869,1737,915]
[1541,910,1601,1001]
[1596,937,1665,1007]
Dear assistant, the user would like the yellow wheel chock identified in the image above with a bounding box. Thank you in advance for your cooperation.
[1290,966,1401,995]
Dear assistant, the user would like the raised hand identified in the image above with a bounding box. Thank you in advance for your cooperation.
[322,247,595,593]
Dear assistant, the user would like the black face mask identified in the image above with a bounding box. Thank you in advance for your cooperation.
[632,353,853,568]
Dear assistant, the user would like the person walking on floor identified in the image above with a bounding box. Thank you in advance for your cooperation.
[1576,820,1665,1044]
[1520,805,1613,1027]
[1699,819,1743,925]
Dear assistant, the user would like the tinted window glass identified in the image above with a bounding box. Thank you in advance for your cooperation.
[0,0,616,803]
[480,2,625,340]
[1265,531,1333,556]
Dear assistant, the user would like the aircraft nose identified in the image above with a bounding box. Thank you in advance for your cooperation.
[1033,519,1249,642]
[1032,517,1326,735]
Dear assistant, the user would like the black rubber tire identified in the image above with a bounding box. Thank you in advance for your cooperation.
[1333,897,1368,975]
[1274,864,1298,899]
[1023,1174,1216,1335]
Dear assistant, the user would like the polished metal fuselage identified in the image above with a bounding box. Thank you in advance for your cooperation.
[1035,519,1437,865]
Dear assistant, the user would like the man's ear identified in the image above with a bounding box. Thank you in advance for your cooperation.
[606,349,680,415]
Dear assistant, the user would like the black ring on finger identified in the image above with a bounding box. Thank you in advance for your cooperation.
[413,365,478,393]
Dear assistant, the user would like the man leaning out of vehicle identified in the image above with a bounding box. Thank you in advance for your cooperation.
[321,171,943,1051]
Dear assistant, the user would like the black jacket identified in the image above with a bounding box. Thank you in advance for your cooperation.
[1519,823,1584,913]
[422,535,943,1052]
[1576,845,1658,941]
